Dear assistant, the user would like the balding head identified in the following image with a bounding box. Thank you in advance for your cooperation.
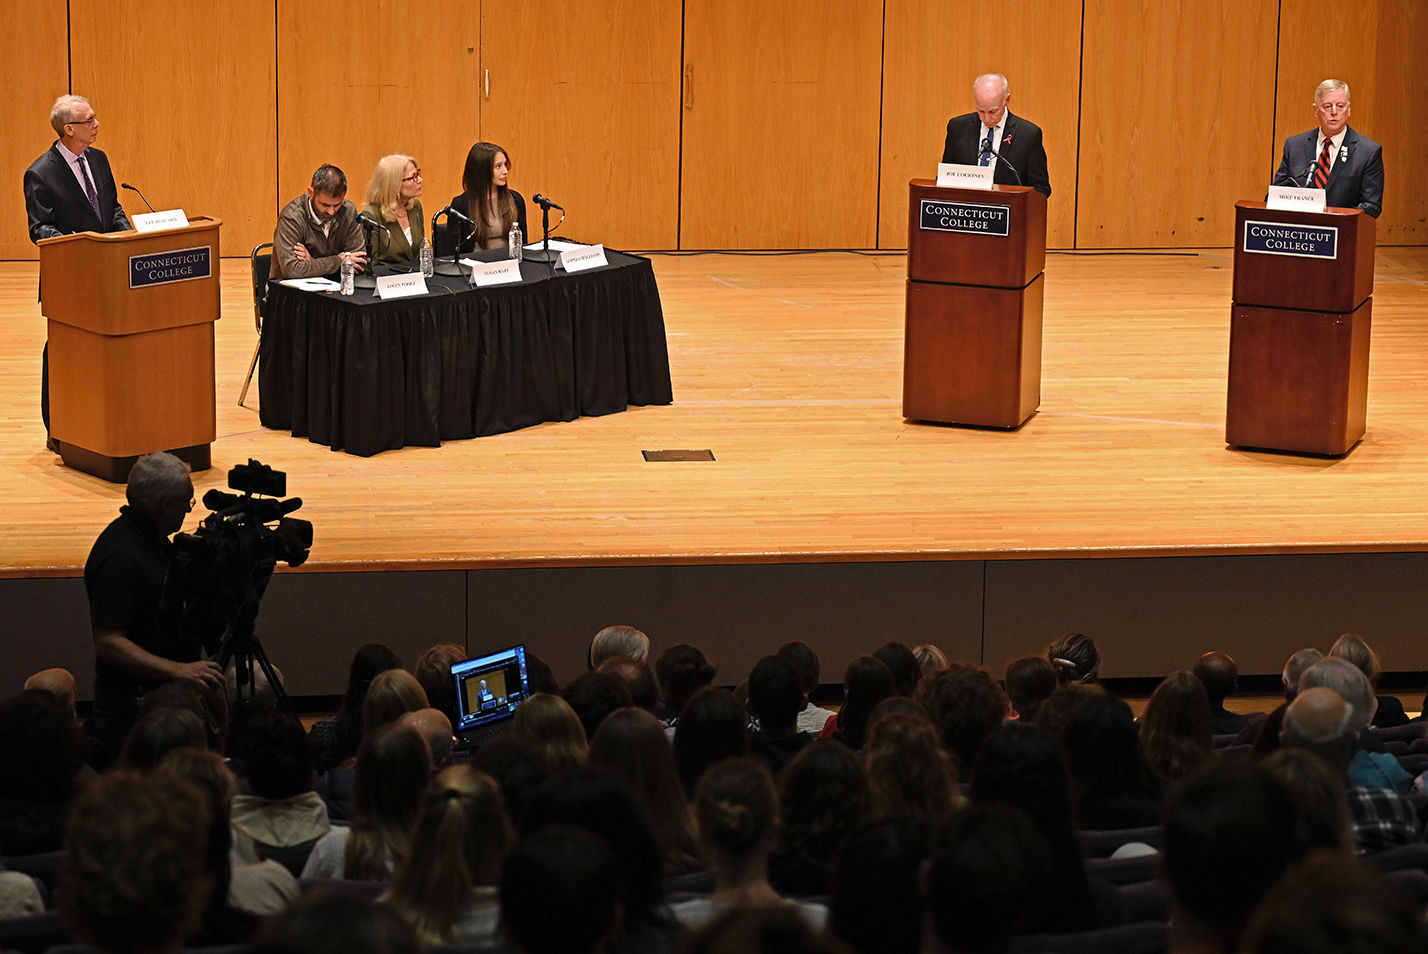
[400,708,454,768]
[24,668,77,717]
[1299,658,1374,731]
[1193,652,1238,706]
[1282,687,1357,774]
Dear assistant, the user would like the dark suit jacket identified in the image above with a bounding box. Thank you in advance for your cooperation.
[24,142,132,244]
[942,112,1051,196]
[1272,126,1383,218]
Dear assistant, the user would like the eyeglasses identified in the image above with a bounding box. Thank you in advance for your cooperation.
[66,116,99,127]
[402,169,423,183]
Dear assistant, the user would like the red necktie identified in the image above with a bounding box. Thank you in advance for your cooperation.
[1312,138,1334,190]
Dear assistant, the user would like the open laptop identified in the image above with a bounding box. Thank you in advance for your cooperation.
[451,644,531,749]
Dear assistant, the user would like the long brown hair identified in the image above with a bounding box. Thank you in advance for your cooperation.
[345,723,430,880]
[461,141,517,247]
[1140,670,1214,784]
[512,693,588,771]
[864,708,955,823]
[383,765,511,943]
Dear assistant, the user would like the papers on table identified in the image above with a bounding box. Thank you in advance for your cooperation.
[280,277,342,291]
[523,238,584,253]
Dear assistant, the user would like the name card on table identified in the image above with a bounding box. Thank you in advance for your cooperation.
[375,273,429,299]
[1266,185,1326,214]
[470,258,524,286]
[1242,220,1338,260]
[132,209,190,233]
[936,163,994,190]
[559,244,609,273]
[918,199,1011,236]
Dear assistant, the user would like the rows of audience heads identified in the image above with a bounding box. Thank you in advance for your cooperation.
[4,628,1428,954]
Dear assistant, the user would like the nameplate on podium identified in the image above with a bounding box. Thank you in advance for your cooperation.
[132,209,190,233]
[129,245,212,289]
[918,199,1011,237]
[1242,220,1337,260]
[1265,185,1326,214]
[936,163,994,189]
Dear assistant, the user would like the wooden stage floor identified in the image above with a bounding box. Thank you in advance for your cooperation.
[2,247,1427,579]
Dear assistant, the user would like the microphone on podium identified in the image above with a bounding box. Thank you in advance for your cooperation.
[121,182,156,213]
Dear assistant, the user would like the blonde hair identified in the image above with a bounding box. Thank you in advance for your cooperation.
[364,154,417,223]
[383,765,512,943]
[913,644,949,674]
[50,94,91,135]
[512,693,588,771]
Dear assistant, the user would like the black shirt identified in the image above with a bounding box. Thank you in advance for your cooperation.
[83,505,193,703]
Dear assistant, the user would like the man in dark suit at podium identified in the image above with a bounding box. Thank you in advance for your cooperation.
[1272,79,1382,218]
[23,94,132,450]
[941,73,1051,197]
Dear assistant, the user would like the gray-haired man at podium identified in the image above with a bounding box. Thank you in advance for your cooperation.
[1272,79,1383,218]
[271,164,366,280]
[23,94,132,451]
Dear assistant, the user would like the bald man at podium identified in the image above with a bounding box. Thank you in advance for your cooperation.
[941,73,1051,197]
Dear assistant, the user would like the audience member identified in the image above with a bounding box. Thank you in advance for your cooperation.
[914,663,1007,777]
[500,825,623,954]
[563,671,633,742]
[302,723,430,881]
[1330,633,1410,728]
[512,692,589,771]
[672,758,828,931]
[873,643,923,698]
[828,819,932,954]
[589,624,649,669]
[1242,853,1425,954]
[413,643,466,731]
[524,650,562,695]
[826,655,896,751]
[470,733,550,828]
[250,891,419,954]
[674,687,750,798]
[230,712,329,852]
[1261,748,1355,855]
[0,689,88,854]
[771,740,871,897]
[1003,655,1057,723]
[972,723,1123,933]
[362,669,428,736]
[912,644,949,676]
[1139,670,1214,784]
[1193,651,1254,735]
[920,804,1052,954]
[745,655,813,774]
[1239,646,1324,753]
[1302,657,1412,793]
[308,643,402,774]
[383,765,512,946]
[686,906,852,954]
[1059,692,1160,829]
[117,706,207,771]
[588,707,703,875]
[398,707,455,770]
[598,655,659,712]
[59,771,211,954]
[1281,686,1419,853]
[777,641,837,736]
[1035,682,1100,740]
[1045,632,1100,685]
[22,667,78,718]
[863,708,955,824]
[140,681,226,754]
[1161,761,1304,954]
[655,643,718,727]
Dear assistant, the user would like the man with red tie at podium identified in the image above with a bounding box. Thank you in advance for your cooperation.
[941,73,1051,197]
[1272,79,1382,218]
[23,94,132,451]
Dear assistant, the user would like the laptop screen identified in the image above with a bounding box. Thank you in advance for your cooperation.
[451,644,530,733]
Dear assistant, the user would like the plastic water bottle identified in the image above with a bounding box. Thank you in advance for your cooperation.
[508,223,523,261]
[419,236,434,277]
[340,257,354,295]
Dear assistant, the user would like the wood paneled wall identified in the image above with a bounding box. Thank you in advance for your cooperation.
[3,2,1424,258]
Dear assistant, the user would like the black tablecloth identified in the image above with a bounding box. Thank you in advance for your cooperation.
[258,251,673,457]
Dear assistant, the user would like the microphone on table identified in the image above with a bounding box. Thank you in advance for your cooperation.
[439,205,475,226]
[532,193,563,211]
[356,212,390,234]
[121,182,156,212]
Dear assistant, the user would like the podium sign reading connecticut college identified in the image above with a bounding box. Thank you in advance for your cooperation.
[919,199,1011,237]
[1241,221,1337,260]
[129,245,212,289]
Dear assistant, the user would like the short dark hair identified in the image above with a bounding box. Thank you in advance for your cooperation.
[747,655,804,730]
[241,712,314,800]
[775,641,820,694]
[501,825,623,954]
[597,657,658,712]
[654,644,718,705]
[914,664,1007,774]
[925,804,1050,954]
[563,672,633,741]
[311,164,347,198]
[1244,853,1423,954]
[873,642,922,698]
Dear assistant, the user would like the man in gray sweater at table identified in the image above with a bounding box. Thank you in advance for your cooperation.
[271,163,366,280]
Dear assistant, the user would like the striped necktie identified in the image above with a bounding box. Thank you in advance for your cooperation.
[1312,137,1334,190]
[979,127,995,166]
[77,154,102,221]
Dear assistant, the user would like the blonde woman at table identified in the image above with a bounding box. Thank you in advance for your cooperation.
[451,141,527,253]
[362,154,425,266]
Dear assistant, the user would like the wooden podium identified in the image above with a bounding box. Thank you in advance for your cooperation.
[903,180,1047,428]
[1226,201,1374,456]
[40,217,221,482]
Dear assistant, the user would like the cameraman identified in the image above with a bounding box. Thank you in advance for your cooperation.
[84,451,223,762]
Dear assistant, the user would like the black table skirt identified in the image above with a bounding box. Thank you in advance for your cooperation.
[258,251,673,457]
